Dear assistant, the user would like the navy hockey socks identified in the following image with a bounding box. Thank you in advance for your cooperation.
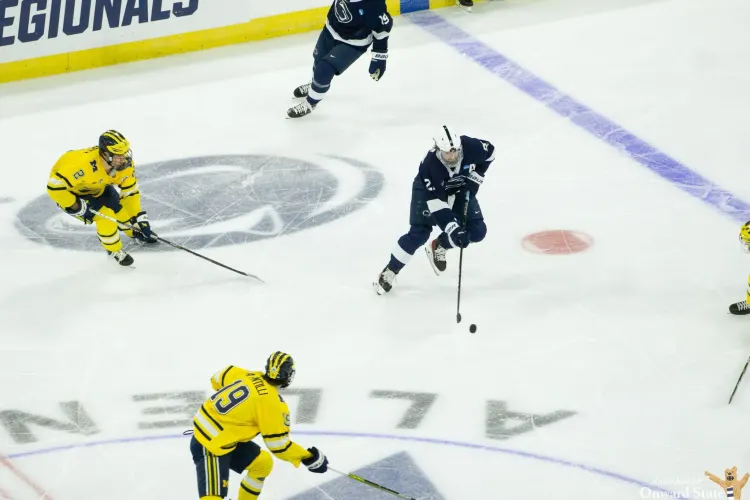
[388,254,406,273]
[388,226,431,272]
[308,61,336,105]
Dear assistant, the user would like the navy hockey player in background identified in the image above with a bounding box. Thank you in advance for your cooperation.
[287,0,393,118]
[374,126,496,295]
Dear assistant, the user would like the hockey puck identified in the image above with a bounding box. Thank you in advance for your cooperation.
[469,324,477,334]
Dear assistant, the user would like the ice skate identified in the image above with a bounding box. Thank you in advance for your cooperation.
[729,301,750,315]
[108,249,134,266]
[456,0,473,12]
[293,83,310,99]
[287,99,316,119]
[425,238,447,275]
[374,266,397,295]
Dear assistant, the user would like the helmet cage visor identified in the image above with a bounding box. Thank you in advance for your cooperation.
[104,149,133,171]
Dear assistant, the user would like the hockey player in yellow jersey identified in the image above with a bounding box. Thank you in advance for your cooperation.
[46,130,157,266]
[730,221,750,315]
[190,351,328,499]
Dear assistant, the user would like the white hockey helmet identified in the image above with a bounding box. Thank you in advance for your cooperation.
[433,125,462,166]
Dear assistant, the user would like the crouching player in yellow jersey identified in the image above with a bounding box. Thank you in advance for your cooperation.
[190,352,328,499]
[730,222,750,315]
[46,130,157,267]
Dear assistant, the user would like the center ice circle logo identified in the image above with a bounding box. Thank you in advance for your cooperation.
[15,154,384,252]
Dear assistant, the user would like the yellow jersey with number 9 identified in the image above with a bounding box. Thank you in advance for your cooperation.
[192,366,312,466]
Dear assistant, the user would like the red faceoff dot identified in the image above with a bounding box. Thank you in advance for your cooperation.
[522,230,593,255]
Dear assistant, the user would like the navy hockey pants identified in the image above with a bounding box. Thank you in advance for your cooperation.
[309,28,368,102]
[389,183,487,272]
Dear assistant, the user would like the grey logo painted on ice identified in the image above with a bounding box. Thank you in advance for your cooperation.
[15,155,383,252]
[288,452,444,500]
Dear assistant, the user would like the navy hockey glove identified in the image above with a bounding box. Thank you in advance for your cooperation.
[444,175,466,196]
[64,198,95,225]
[130,211,158,243]
[457,167,484,196]
[444,221,470,248]
[302,447,328,473]
[369,51,387,81]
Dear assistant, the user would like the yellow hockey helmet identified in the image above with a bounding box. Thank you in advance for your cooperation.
[741,221,750,247]
[264,351,296,388]
[99,130,133,171]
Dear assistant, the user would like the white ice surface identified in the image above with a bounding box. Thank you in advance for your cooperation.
[1,0,750,498]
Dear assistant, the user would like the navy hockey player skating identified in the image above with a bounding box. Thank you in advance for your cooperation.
[374,126,496,295]
[287,0,393,119]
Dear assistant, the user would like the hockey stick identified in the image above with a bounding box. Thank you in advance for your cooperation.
[456,189,471,323]
[729,354,750,404]
[328,467,417,500]
[90,209,264,283]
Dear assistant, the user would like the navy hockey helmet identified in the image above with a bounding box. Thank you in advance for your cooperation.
[265,351,296,388]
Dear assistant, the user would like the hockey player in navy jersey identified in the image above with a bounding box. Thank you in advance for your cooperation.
[374,126,496,295]
[287,0,393,118]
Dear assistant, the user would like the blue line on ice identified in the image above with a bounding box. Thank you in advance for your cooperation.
[408,10,750,224]
[7,430,685,498]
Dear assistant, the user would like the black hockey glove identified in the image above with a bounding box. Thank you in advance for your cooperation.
[369,50,387,81]
[301,447,328,474]
[131,211,158,243]
[64,198,95,225]
[444,175,466,196]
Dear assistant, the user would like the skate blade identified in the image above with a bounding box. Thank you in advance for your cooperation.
[113,263,136,270]
[424,246,443,276]
[373,281,387,295]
